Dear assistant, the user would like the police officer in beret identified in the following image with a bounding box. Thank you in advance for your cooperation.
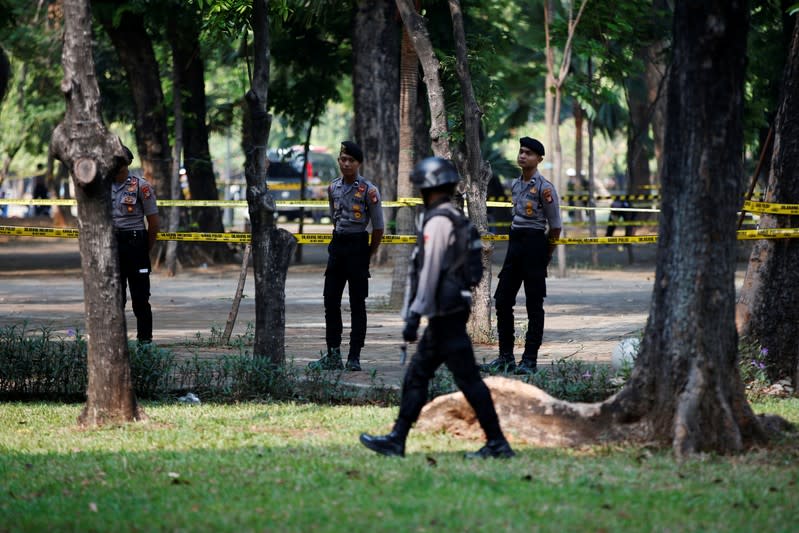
[112,146,160,344]
[359,157,514,459]
[482,137,561,374]
[309,141,384,371]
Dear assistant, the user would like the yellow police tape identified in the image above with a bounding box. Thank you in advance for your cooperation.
[5,225,799,245]
[7,196,799,215]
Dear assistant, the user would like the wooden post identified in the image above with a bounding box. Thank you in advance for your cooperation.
[222,244,251,344]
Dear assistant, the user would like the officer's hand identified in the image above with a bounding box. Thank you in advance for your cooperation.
[403,312,421,343]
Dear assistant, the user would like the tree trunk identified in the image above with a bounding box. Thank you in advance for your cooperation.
[389,28,419,308]
[419,0,779,457]
[97,8,171,201]
[354,0,400,266]
[0,46,9,105]
[736,18,799,384]
[173,7,226,262]
[97,6,173,265]
[245,0,296,365]
[447,0,493,341]
[51,0,143,426]
[395,0,450,159]
[625,56,653,195]
[165,13,184,277]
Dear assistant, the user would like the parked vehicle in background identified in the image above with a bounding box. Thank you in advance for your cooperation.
[266,146,337,222]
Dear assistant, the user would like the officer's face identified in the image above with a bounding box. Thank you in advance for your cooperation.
[518,147,543,171]
[115,164,129,183]
[338,153,360,180]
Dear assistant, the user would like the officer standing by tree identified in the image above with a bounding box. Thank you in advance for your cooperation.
[360,157,514,459]
[482,137,562,374]
[112,146,160,344]
[309,141,384,371]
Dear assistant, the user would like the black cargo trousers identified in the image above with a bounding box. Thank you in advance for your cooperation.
[116,229,152,342]
[323,231,370,353]
[494,227,549,359]
[396,311,503,441]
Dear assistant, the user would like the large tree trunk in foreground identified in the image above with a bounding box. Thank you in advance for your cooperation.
[51,0,143,425]
[245,0,296,365]
[420,0,782,457]
[354,0,400,266]
[736,19,799,385]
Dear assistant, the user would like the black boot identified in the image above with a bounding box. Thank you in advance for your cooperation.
[308,347,343,370]
[515,349,538,375]
[345,347,361,371]
[480,353,516,373]
[359,431,405,457]
[464,438,515,459]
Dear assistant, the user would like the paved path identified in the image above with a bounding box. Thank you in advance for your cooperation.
[0,240,659,388]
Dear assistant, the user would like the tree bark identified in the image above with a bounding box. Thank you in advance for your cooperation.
[0,46,9,105]
[395,0,450,159]
[736,18,799,384]
[173,7,226,262]
[389,28,419,308]
[51,0,143,426]
[354,0,400,266]
[447,0,493,341]
[419,0,781,457]
[97,7,171,201]
[244,0,296,365]
[625,55,653,195]
[164,13,184,277]
[543,0,589,278]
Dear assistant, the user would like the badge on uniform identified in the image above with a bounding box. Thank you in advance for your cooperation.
[126,177,138,192]
[543,189,553,204]
[127,205,134,213]
[142,185,151,199]
[369,189,378,204]
[526,201,533,216]
[358,184,366,193]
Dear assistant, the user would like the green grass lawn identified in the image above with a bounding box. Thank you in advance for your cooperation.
[1,399,798,532]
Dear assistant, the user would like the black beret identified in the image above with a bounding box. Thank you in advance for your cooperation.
[520,137,545,156]
[340,141,363,163]
[121,145,134,165]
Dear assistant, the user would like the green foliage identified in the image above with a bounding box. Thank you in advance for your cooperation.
[0,324,87,400]
[738,336,772,399]
[526,359,620,403]
[1,401,798,531]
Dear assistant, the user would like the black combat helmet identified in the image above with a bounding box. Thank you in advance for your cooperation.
[410,157,460,190]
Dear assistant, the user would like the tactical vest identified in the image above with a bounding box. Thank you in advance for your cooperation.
[408,206,484,316]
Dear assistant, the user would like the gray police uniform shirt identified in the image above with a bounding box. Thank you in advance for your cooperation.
[407,202,458,319]
[112,175,158,231]
[510,171,562,231]
[327,175,385,234]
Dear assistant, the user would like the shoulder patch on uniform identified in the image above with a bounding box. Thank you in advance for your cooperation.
[543,188,553,204]
[142,185,151,199]
[369,188,378,204]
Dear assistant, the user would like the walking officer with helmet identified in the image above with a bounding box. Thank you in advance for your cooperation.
[309,141,384,372]
[482,137,561,374]
[112,145,160,344]
[360,157,515,459]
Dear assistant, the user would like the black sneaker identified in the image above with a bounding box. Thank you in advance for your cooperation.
[480,355,516,373]
[515,358,537,375]
[308,347,343,370]
[464,438,515,459]
[345,358,362,371]
[359,432,405,457]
